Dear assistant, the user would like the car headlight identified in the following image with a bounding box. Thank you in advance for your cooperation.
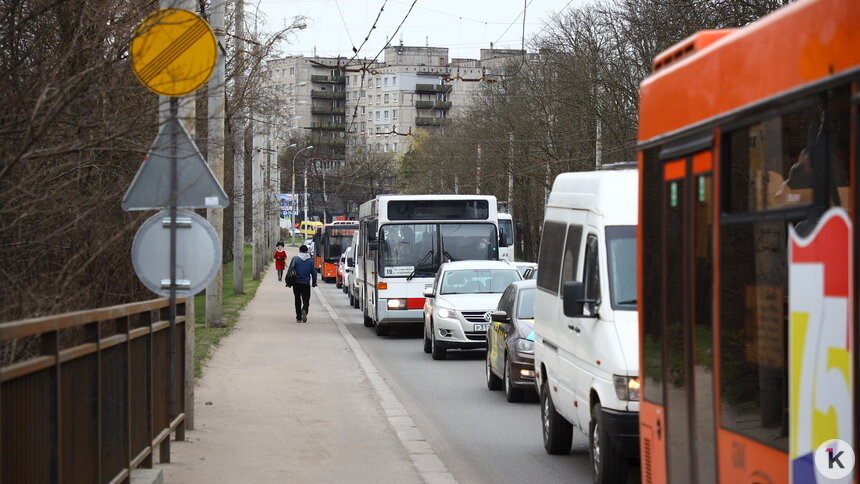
[387,298,407,310]
[613,375,640,401]
[436,307,455,319]
[515,338,534,354]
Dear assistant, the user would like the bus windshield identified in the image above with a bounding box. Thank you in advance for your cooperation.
[606,226,637,310]
[325,234,354,261]
[498,218,514,246]
[378,223,499,278]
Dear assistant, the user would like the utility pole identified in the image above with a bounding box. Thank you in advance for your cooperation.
[303,163,309,222]
[206,0,226,327]
[508,132,514,210]
[232,0,245,294]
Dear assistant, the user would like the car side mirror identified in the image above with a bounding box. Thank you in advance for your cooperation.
[563,281,597,318]
[423,286,435,298]
[490,310,509,323]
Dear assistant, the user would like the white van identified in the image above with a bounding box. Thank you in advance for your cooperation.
[534,166,639,484]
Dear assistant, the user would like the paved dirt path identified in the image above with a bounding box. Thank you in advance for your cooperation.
[158,250,422,483]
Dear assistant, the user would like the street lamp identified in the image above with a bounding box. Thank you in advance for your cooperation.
[292,145,313,229]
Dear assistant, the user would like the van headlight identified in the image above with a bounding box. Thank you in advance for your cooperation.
[436,307,455,319]
[515,338,534,354]
[613,375,640,401]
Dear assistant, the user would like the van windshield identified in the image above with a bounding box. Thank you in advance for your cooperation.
[606,226,637,310]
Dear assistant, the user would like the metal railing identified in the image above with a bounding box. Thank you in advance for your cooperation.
[0,297,191,483]
[415,84,452,93]
[415,117,451,126]
[415,100,452,109]
[311,106,346,115]
[311,122,346,130]
[310,75,345,84]
[310,90,346,99]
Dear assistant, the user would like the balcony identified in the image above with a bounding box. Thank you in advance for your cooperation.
[311,90,346,99]
[311,75,345,84]
[415,100,452,109]
[415,117,451,127]
[415,84,452,94]
[311,106,346,115]
[314,137,347,148]
[311,122,346,130]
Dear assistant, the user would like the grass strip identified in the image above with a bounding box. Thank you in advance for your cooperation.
[192,244,264,379]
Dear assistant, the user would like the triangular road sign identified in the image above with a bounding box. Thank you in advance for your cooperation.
[122,118,229,210]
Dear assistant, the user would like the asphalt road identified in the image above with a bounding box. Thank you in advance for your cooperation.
[317,282,605,484]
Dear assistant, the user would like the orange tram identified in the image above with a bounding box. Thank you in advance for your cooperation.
[313,222,358,282]
[636,0,858,482]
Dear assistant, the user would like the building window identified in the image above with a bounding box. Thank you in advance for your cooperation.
[375,78,381,88]
[375,111,381,121]
[392,109,397,119]
[361,106,366,114]
[345,76,349,85]
[376,95,381,104]
[384,144,389,152]
[384,94,389,103]
[290,67,295,75]
[392,76,397,84]
[377,144,381,152]
[361,122,366,130]
[393,143,398,151]
[384,110,389,120]
[360,90,365,99]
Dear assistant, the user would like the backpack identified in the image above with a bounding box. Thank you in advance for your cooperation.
[285,256,299,287]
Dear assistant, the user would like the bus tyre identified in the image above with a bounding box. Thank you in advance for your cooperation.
[423,326,432,354]
[375,322,389,336]
[363,313,374,328]
[540,378,572,455]
[486,351,502,390]
[504,357,525,402]
[589,402,627,484]
[430,328,447,360]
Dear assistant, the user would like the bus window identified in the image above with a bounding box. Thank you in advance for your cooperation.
[725,86,851,218]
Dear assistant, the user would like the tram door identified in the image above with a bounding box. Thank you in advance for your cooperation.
[661,150,717,483]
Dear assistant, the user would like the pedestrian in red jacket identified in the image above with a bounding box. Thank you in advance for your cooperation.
[273,242,287,281]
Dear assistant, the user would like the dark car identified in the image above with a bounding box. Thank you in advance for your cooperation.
[485,279,536,402]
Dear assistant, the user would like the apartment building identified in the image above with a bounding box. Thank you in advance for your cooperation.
[264,45,523,160]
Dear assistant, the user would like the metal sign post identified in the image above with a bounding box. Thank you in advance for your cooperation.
[168,96,178,427]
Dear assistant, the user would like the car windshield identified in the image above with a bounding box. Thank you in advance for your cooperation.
[517,287,535,319]
[440,269,521,295]
[606,226,637,309]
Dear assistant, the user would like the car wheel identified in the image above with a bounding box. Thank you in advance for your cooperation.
[430,326,447,360]
[423,325,432,354]
[486,350,502,390]
[590,402,628,484]
[375,322,389,336]
[363,312,374,328]
[540,377,572,455]
[504,356,525,402]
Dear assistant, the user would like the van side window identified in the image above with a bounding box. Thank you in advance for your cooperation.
[561,225,583,282]
[583,234,600,314]
[536,221,566,294]
[497,286,515,314]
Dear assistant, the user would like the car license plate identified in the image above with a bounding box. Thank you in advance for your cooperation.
[473,323,489,332]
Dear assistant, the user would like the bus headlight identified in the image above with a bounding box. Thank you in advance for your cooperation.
[387,298,407,310]
[613,375,640,401]
[436,307,455,319]
[515,338,534,354]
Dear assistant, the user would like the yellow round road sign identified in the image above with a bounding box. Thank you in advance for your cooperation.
[131,9,216,97]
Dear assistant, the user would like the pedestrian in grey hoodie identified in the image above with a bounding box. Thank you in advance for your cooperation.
[286,245,317,322]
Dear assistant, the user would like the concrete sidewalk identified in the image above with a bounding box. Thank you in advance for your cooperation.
[158,250,423,483]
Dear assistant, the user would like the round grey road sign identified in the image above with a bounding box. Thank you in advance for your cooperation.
[132,210,221,298]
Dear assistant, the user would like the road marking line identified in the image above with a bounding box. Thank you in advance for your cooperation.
[317,289,458,484]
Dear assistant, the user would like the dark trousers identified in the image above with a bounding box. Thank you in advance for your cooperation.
[292,283,311,320]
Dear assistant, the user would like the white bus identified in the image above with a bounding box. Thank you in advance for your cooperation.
[497,213,514,261]
[357,194,508,336]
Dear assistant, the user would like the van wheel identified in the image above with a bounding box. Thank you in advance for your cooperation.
[363,312,373,328]
[504,357,525,402]
[375,322,389,336]
[430,328,447,360]
[486,351,502,390]
[590,402,628,484]
[540,378,572,454]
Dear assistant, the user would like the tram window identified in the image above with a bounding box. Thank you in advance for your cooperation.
[537,221,566,295]
[641,147,664,404]
[725,86,851,216]
[719,219,789,451]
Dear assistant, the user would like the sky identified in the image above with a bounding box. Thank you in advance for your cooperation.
[256,0,586,61]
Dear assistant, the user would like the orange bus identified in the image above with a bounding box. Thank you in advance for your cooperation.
[637,0,858,482]
[314,222,358,282]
